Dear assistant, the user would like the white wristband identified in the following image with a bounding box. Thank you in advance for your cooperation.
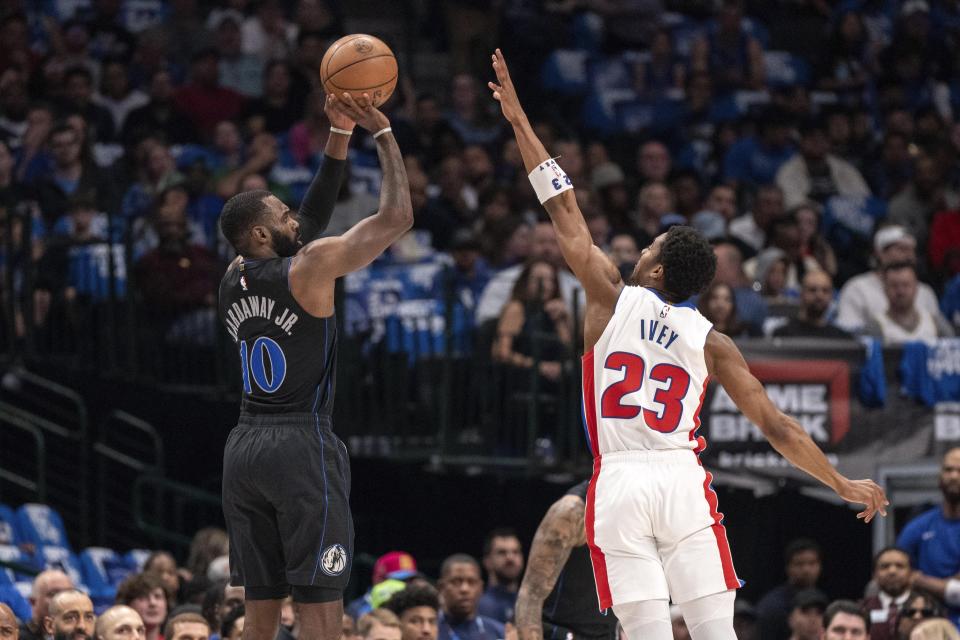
[528,158,573,204]
[946,579,960,606]
[373,126,392,139]
[330,126,353,136]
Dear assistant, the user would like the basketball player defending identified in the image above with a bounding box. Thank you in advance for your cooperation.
[488,49,888,640]
[217,93,411,640]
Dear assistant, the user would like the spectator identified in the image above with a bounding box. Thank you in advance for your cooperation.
[95,606,145,640]
[122,68,198,146]
[382,584,440,640]
[19,570,74,640]
[729,184,785,256]
[865,132,914,200]
[836,226,941,333]
[44,591,95,640]
[143,551,181,601]
[116,573,168,640]
[214,133,278,201]
[212,10,264,98]
[734,599,758,640]
[690,0,765,93]
[609,233,640,280]
[943,274,960,331]
[864,262,954,344]
[786,589,828,640]
[0,604,16,640]
[33,123,116,226]
[408,93,462,170]
[776,118,870,209]
[121,141,184,221]
[815,8,875,100]
[241,61,302,135]
[928,206,960,281]
[896,592,946,640]
[701,184,739,223]
[221,605,245,640]
[793,202,837,277]
[633,28,685,97]
[723,110,795,190]
[444,74,501,147]
[200,580,245,638]
[670,169,704,220]
[897,448,960,627]
[773,271,849,339]
[750,248,792,302]
[94,58,148,137]
[756,539,823,640]
[432,229,491,343]
[888,154,960,257]
[241,0,296,60]
[60,66,115,143]
[909,618,960,639]
[163,613,209,640]
[822,600,869,640]
[861,547,913,640]
[711,241,768,332]
[287,89,333,167]
[174,48,244,138]
[636,141,672,186]
[631,181,675,245]
[358,610,402,640]
[478,529,524,624]
[493,259,572,384]
[591,162,631,233]
[347,552,420,621]
[476,222,583,324]
[697,281,757,338]
[436,554,504,640]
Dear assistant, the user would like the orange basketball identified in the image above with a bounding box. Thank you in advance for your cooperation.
[320,34,398,108]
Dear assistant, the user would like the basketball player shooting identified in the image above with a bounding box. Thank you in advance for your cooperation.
[487,49,888,640]
[217,91,411,640]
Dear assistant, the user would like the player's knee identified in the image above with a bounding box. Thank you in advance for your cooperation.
[678,590,736,631]
[613,599,673,640]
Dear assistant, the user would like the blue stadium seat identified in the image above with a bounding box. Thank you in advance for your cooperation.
[15,505,71,551]
[764,51,811,88]
[0,584,31,623]
[124,549,151,573]
[540,50,591,95]
[587,56,634,92]
[0,504,18,546]
[0,545,32,585]
[35,546,84,589]
[80,547,131,594]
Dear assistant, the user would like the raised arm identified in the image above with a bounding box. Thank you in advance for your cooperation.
[705,330,889,522]
[297,94,412,279]
[515,494,586,640]
[488,49,622,312]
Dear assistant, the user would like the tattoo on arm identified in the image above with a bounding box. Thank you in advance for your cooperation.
[515,496,586,640]
[373,134,412,224]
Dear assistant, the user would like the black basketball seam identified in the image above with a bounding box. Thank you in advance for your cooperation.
[326,73,398,93]
[323,35,363,81]
[324,54,396,87]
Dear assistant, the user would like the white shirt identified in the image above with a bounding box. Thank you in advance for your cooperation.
[871,309,939,345]
[836,271,941,332]
[475,266,584,324]
[728,214,765,253]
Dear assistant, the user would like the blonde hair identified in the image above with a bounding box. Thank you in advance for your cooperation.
[357,609,400,638]
[910,619,960,640]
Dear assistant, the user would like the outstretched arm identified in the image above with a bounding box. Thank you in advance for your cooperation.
[515,495,586,640]
[705,331,889,522]
[488,49,622,312]
[297,94,412,278]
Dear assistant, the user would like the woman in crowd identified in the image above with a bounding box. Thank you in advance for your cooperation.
[697,281,758,337]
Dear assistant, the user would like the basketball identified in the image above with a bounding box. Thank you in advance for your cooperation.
[320,34,398,108]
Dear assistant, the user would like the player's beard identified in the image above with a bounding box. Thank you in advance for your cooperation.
[54,630,91,640]
[270,226,300,257]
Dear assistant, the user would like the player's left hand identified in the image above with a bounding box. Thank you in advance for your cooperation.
[325,93,356,131]
[836,478,889,523]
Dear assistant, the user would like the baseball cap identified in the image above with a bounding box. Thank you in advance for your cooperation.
[793,588,829,611]
[372,551,418,584]
[873,225,916,253]
[591,162,626,191]
[370,579,407,609]
[691,210,727,241]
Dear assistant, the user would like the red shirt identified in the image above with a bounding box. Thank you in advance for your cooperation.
[173,84,244,137]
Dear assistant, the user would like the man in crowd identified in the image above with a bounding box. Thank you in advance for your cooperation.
[773,271,851,339]
[357,610,402,640]
[786,589,827,640]
[728,184,785,257]
[44,590,96,640]
[94,606,145,640]
[116,573,167,640]
[711,240,768,332]
[382,584,440,640]
[478,529,524,624]
[897,447,960,627]
[19,570,74,640]
[437,555,503,640]
[822,601,868,640]
[163,613,209,640]
[865,263,954,344]
[0,604,17,640]
[861,547,912,640]
[756,539,824,639]
[347,552,420,620]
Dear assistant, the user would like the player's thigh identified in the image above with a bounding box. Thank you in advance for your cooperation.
[602,539,671,605]
[590,460,655,553]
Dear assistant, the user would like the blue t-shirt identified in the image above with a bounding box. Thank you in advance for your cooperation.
[437,613,505,640]
[722,136,795,187]
[942,275,960,329]
[477,585,517,624]
[896,506,960,579]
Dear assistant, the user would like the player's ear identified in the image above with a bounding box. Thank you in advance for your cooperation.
[650,262,665,283]
[250,224,269,245]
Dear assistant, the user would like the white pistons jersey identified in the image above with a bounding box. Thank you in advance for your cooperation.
[582,286,714,455]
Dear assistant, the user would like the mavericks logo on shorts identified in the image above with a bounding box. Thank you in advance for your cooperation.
[320,544,348,576]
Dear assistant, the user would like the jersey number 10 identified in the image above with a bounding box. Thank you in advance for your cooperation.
[600,352,691,433]
[239,337,287,394]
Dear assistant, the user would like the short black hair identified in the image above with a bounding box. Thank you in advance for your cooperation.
[823,600,868,631]
[785,538,822,563]
[658,225,716,301]
[872,546,910,570]
[219,189,273,253]
[221,604,245,638]
[882,261,916,277]
[382,584,440,616]
[482,528,520,557]
[439,553,480,579]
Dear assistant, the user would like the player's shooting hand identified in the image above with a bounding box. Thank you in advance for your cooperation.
[329,93,390,134]
[488,48,525,124]
[836,478,889,523]
[324,93,355,132]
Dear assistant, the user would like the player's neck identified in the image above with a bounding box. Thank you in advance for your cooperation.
[242,247,279,261]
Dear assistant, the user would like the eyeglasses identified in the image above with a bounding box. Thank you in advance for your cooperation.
[902,607,935,618]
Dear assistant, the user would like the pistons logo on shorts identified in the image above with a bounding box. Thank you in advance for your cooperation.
[320,544,348,576]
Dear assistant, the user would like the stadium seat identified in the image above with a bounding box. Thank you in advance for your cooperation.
[124,549,152,573]
[541,50,591,95]
[80,547,131,595]
[764,51,811,88]
[0,504,17,546]
[15,505,72,551]
[35,546,84,588]
[0,545,32,585]
[0,584,31,623]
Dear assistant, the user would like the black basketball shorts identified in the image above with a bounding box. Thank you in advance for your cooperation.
[222,412,354,602]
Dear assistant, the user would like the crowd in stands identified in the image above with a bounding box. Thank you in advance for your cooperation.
[0,447,958,639]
